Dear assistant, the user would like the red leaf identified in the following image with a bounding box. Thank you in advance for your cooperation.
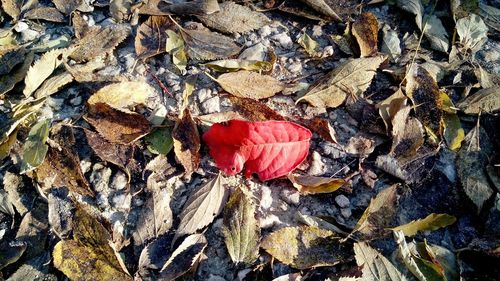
[203,120,312,181]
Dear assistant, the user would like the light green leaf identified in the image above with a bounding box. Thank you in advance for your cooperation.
[21,119,50,170]
[145,127,173,155]
[392,213,457,237]
[298,32,319,57]
[166,29,187,73]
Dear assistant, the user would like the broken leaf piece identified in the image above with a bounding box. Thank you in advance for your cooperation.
[85,102,151,144]
[166,29,188,73]
[223,187,260,265]
[21,119,50,171]
[135,16,172,60]
[181,27,241,60]
[159,234,208,280]
[392,213,456,237]
[352,12,379,57]
[173,174,228,244]
[354,242,408,281]
[297,32,319,57]
[297,56,386,108]
[209,70,284,100]
[203,120,312,181]
[172,108,201,176]
[196,2,270,34]
[261,226,351,269]
[288,174,346,195]
[87,81,156,112]
[23,6,65,22]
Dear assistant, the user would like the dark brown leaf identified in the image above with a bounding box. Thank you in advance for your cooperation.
[0,46,28,76]
[352,12,379,57]
[172,108,201,176]
[135,16,172,60]
[229,96,286,121]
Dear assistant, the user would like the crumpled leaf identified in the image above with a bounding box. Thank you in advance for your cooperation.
[423,15,449,52]
[173,174,228,244]
[298,32,319,57]
[21,119,50,171]
[203,120,312,181]
[181,27,241,60]
[172,108,200,176]
[457,87,500,114]
[208,71,284,100]
[352,12,379,57]
[223,187,260,265]
[159,234,208,280]
[53,207,132,281]
[166,29,188,73]
[69,24,130,63]
[23,48,66,97]
[288,174,346,195]
[299,0,341,21]
[381,24,402,62]
[135,16,172,60]
[456,13,488,53]
[196,1,270,34]
[297,56,386,108]
[85,102,151,145]
[88,81,156,112]
[261,226,351,270]
[350,184,399,241]
[392,213,457,237]
[456,123,494,212]
[353,242,408,281]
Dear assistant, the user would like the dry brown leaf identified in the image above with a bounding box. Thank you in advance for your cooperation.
[135,16,172,60]
[0,51,33,96]
[297,55,386,108]
[211,71,284,100]
[159,234,208,280]
[406,65,443,136]
[69,24,130,63]
[1,0,23,19]
[299,0,341,21]
[165,0,219,15]
[138,0,170,15]
[0,46,28,75]
[288,174,346,195]
[345,135,375,157]
[84,129,137,180]
[377,88,407,132]
[390,106,425,159]
[23,48,67,97]
[228,96,286,121]
[72,12,95,39]
[33,71,74,99]
[196,2,270,34]
[181,28,241,60]
[52,0,82,15]
[87,81,156,112]
[23,6,65,22]
[172,108,201,176]
[457,87,500,114]
[299,117,338,143]
[85,102,151,145]
[352,12,379,57]
[64,58,126,83]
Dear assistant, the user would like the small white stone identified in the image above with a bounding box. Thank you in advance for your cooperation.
[260,185,273,210]
[259,25,272,37]
[112,193,131,211]
[80,158,92,174]
[14,21,29,32]
[341,208,352,218]
[259,213,282,229]
[271,32,293,49]
[288,62,303,74]
[47,98,64,110]
[335,195,350,208]
[308,151,327,176]
[280,188,300,205]
[201,96,220,114]
[322,46,334,57]
[111,171,128,190]
[197,88,212,103]
[312,25,323,37]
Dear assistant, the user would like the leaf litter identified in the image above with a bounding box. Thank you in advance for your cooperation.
[0,0,499,280]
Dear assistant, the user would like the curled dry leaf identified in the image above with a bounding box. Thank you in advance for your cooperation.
[261,226,351,269]
[172,108,201,176]
[196,2,271,34]
[173,174,228,245]
[354,242,408,281]
[223,187,260,265]
[210,71,284,100]
[297,55,386,108]
[392,213,457,237]
[352,12,379,57]
[88,81,156,112]
[378,89,407,132]
[288,174,346,195]
[33,71,74,99]
[135,16,172,60]
[203,120,312,181]
[85,102,151,145]
[440,92,464,150]
[181,27,241,60]
[159,234,208,280]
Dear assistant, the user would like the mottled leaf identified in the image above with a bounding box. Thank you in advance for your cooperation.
[23,6,65,22]
[172,108,200,176]
[181,28,241,60]
[352,13,379,57]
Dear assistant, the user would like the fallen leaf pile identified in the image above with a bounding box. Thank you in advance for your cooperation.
[0,0,499,280]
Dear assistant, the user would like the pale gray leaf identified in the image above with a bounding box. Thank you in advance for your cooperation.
[159,233,208,280]
[354,242,408,281]
[457,13,489,52]
[181,28,241,60]
[423,15,449,52]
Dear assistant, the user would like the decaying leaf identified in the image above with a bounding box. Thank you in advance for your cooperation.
[172,108,201,176]
[36,126,94,197]
[21,119,50,171]
[297,32,319,57]
[390,106,425,159]
[375,148,437,184]
[350,184,399,241]
[299,0,341,21]
[261,226,351,269]
[69,24,130,63]
[209,71,284,100]
[84,129,137,180]
[456,124,494,212]
[53,207,132,281]
[352,13,379,57]
[159,234,208,280]
[0,241,27,270]
[288,174,346,195]
[297,56,386,108]
[0,46,28,76]
[456,13,488,53]
[457,87,500,114]
[406,65,443,136]
[223,187,260,265]
[23,48,67,97]
[196,2,270,34]
[353,242,408,281]
[298,117,338,144]
[135,16,172,60]
[166,29,188,73]
[173,174,228,244]
[0,129,17,162]
[85,102,151,144]
[181,28,241,60]
[88,81,156,112]
[392,213,456,237]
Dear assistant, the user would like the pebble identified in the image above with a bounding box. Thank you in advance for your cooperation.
[308,151,327,176]
[260,184,273,210]
[70,96,82,106]
[197,88,212,103]
[90,163,112,193]
[111,193,131,211]
[288,62,303,74]
[80,158,92,174]
[14,21,29,32]
[280,188,300,205]
[271,32,293,49]
[259,25,272,37]
[111,171,128,190]
[201,96,220,114]
[312,25,323,37]
[335,195,350,208]
[47,97,64,111]
[341,208,352,218]
[322,46,334,57]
